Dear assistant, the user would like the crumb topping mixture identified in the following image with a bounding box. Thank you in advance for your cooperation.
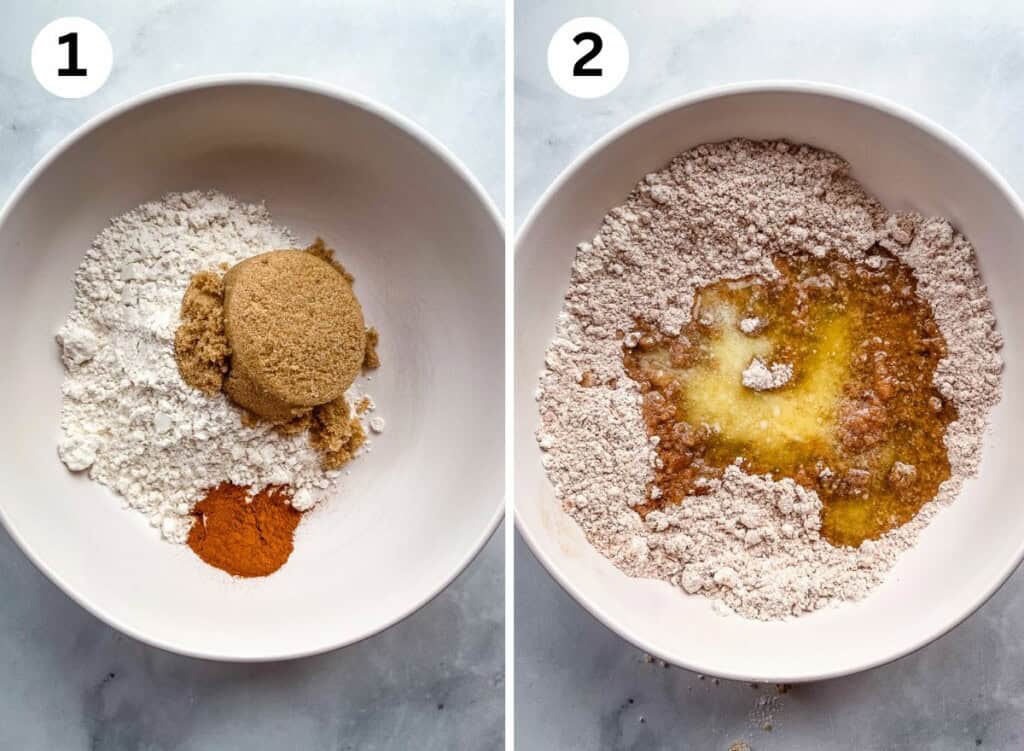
[536,140,1002,619]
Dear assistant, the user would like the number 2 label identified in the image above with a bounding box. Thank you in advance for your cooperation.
[572,32,603,77]
[548,18,629,99]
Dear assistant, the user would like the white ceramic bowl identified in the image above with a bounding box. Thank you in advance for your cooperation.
[0,75,503,660]
[516,81,1024,682]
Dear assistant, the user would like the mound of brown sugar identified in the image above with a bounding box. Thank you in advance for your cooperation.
[261,394,367,468]
[309,395,367,469]
[223,248,366,422]
[174,239,380,470]
[363,326,381,369]
[174,271,230,395]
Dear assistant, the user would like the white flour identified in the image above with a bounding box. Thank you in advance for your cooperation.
[57,190,372,543]
[741,358,792,391]
[536,139,1003,619]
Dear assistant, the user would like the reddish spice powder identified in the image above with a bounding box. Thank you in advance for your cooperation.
[187,483,302,577]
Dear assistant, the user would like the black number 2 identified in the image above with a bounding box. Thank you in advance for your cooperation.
[57,32,88,77]
[572,31,603,77]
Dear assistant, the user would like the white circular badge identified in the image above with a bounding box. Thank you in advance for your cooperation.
[32,17,113,99]
[547,17,629,99]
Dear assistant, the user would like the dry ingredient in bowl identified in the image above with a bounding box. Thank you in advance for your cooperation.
[56,191,383,546]
[175,239,379,469]
[221,244,367,420]
[188,483,300,577]
[536,139,1003,619]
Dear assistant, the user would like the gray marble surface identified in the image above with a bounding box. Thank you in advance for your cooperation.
[0,2,503,750]
[515,1,1024,749]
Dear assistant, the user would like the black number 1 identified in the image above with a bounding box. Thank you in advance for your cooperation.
[57,32,88,77]
[572,31,603,77]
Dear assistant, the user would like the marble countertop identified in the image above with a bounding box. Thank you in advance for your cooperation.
[515,1,1024,749]
[0,2,503,750]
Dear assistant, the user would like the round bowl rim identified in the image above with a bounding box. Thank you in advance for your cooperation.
[514,78,1024,682]
[0,72,505,662]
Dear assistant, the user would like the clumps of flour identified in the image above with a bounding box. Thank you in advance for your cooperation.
[536,139,1003,619]
[56,191,376,542]
[741,358,792,391]
[739,317,762,335]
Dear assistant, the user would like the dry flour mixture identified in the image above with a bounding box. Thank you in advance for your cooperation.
[57,191,373,542]
[536,139,1003,619]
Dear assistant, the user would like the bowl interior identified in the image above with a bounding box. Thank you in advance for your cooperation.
[515,86,1024,681]
[0,81,503,659]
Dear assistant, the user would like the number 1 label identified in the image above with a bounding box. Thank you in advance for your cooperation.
[57,32,89,77]
[32,18,112,98]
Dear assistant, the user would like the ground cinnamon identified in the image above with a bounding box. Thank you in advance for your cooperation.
[187,483,302,577]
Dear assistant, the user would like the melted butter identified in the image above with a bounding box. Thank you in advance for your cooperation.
[685,296,849,459]
[624,250,955,547]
